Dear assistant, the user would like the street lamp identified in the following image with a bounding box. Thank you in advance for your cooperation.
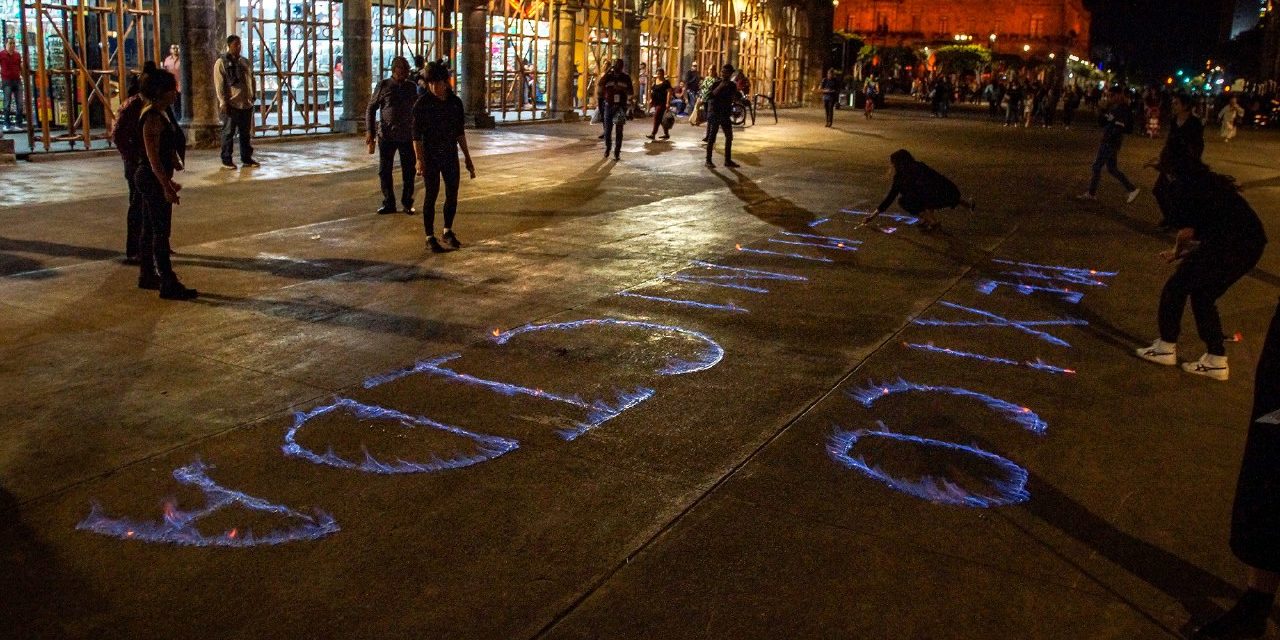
[1023,44,1031,53]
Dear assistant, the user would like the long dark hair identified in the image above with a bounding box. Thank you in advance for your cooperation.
[140,67,177,102]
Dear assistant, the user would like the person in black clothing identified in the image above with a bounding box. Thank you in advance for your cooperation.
[1062,87,1082,127]
[1136,153,1267,381]
[820,68,839,127]
[1079,87,1140,202]
[413,61,476,254]
[134,68,197,300]
[866,149,974,231]
[1191,299,1280,639]
[683,63,700,100]
[366,56,419,215]
[600,59,633,160]
[704,64,739,169]
[1150,93,1204,228]
[408,55,427,92]
[645,68,672,141]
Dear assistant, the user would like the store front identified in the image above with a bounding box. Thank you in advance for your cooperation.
[371,0,456,84]
[235,0,343,136]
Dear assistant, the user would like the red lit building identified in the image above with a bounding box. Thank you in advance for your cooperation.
[834,0,1091,60]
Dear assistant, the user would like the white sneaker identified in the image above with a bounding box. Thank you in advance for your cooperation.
[1127,188,1141,203]
[1076,192,1097,201]
[1181,354,1229,381]
[1136,339,1177,366]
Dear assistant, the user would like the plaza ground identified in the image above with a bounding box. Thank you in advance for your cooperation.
[2,103,1279,639]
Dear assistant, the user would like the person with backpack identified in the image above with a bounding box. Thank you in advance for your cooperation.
[865,149,975,231]
[134,68,197,300]
[366,55,419,215]
[1135,151,1267,381]
[413,61,476,254]
[214,34,257,169]
[1078,87,1140,203]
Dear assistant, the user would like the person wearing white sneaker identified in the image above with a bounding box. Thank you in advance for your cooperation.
[1139,153,1267,382]
[1081,87,1140,202]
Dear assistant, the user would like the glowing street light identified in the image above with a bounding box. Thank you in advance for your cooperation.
[1023,44,1031,52]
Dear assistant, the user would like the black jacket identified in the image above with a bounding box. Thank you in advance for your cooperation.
[1164,169,1267,252]
[413,90,465,158]
[367,78,420,143]
[878,154,962,213]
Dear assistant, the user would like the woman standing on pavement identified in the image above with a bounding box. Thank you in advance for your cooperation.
[820,69,838,127]
[1135,152,1267,381]
[413,61,476,254]
[134,68,197,300]
[1151,93,1204,228]
[1191,298,1280,639]
[645,68,672,141]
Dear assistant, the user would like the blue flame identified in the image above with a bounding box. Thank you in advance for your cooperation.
[617,291,749,313]
[807,217,831,227]
[780,231,863,245]
[736,246,834,263]
[664,274,769,293]
[364,354,588,407]
[848,378,1047,435]
[827,427,1030,508]
[839,208,920,225]
[999,268,1109,288]
[912,300,1085,348]
[559,387,658,440]
[77,460,340,547]
[492,318,725,376]
[975,279,1085,304]
[903,342,1076,375]
[282,398,519,472]
[687,260,808,282]
[768,238,860,253]
[991,258,1117,278]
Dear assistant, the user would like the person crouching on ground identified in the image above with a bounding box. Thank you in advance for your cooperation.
[865,149,974,231]
[135,68,197,300]
[1135,152,1267,381]
[413,60,475,254]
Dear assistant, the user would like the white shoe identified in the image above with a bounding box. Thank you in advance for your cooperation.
[1126,188,1141,203]
[1076,192,1097,201]
[1181,354,1229,381]
[1136,339,1177,366]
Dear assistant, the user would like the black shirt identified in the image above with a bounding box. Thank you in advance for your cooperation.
[1100,103,1133,146]
[707,78,737,115]
[821,78,838,100]
[650,80,671,106]
[602,70,633,107]
[413,90,465,158]
[877,160,961,213]
[1165,170,1268,251]
[1164,115,1205,163]
[367,78,420,142]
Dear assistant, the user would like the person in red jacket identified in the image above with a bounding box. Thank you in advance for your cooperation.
[0,38,24,129]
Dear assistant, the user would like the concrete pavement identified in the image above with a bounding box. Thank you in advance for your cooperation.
[2,105,1279,639]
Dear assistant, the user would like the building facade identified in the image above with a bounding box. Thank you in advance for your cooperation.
[833,0,1089,61]
[2,0,830,153]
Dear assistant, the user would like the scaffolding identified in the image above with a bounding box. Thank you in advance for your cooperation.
[775,1,806,106]
[485,0,552,121]
[577,0,623,115]
[18,0,159,152]
[236,0,341,136]
[639,0,679,86]
[370,0,456,84]
[691,0,731,79]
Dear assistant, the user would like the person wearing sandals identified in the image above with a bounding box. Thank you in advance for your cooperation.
[135,68,197,300]
[413,60,475,253]
[865,149,974,231]
[1135,152,1267,381]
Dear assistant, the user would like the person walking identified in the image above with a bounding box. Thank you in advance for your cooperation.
[820,68,838,127]
[600,59,632,161]
[1151,93,1204,228]
[1219,95,1245,143]
[863,76,878,119]
[0,38,23,130]
[704,64,739,169]
[366,56,419,215]
[214,35,257,169]
[1135,153,1267,381]
[1078,87,1140,202]
[413,61,476,254]
[133,68,197,300]
[645,68,672,141]
[1004,82,1023,127]
[1190,298,1280,639]
[1062,87,1081,127]
[161,43,183,116]
[865,149,975,231]
[594,59,609,140]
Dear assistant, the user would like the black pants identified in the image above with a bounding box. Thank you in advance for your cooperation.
[1153,173,1173,226]
[1230,298,1280,572]
[706,112,732,162]
[650,105,667,137]
[220,106,254,164]
[1089,142,1135,195]
[422,156,460,236]
[378,139,415,209]
[1158,244,1265,356]
[823,98,835,125]
[123,158,142,257]
[133,165,174,277]
[603,104,625,157]
[1063,107,1077,127]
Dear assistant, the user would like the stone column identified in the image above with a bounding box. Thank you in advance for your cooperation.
[802,0,833,107]
[550,0,580,120]
[337,0,372,133]
[459,0,496,128]
[622,8,642,98]
[181,0,226,147]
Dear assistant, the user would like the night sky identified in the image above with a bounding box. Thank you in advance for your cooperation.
[1084,0,1234,80]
